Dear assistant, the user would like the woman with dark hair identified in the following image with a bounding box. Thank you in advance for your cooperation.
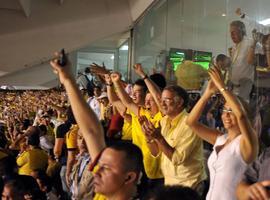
[53,106,78,197]
[186,67,258,200]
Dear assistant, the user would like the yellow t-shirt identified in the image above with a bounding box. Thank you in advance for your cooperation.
[17,148,48,176]
[66,124,79,149]
[93,194,107,200]
[130,107,163,179]
[121,110,132,141]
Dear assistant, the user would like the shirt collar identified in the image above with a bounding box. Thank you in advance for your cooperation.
[167,109,187,127]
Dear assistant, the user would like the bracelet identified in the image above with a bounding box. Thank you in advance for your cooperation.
[219,87,226,92]
[106,83,113,87]
[142,75,148,80]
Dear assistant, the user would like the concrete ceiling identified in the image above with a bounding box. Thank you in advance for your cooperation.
[0,0,155,87]
[1,0,269,88]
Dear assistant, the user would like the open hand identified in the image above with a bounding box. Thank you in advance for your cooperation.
[208,66,225,91]
[235,8,242,16]
[205,79,218,96]
[139,116,162,141]
[247,180,270,200]
[139,116,154,141]
[89,63,109,75]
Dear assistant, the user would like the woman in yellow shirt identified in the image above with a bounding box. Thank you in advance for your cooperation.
[17,127,48,176]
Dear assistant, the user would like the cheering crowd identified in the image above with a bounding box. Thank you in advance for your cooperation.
[0,14,270,200]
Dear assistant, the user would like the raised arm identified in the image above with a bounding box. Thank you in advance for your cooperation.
[110,72,139,115]
[89,63,111,76]
[133,64,163,112]
[104,74,126,115]
[208,67,258,163]
[186,80,221,145]
[50,53,105,160]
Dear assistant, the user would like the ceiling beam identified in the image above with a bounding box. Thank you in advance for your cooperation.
[19,0,31,17]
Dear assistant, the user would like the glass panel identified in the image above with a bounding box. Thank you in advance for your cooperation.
[132,0,270,138]
[133,0,167,81]
[133,0,270,89]
[118,42,129,81]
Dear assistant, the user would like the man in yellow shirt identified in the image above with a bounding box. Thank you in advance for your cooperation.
[106,73,163,193]
[121,109,132,141]
[134,64,206,193]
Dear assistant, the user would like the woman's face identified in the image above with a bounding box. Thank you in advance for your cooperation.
[221,103,238,129]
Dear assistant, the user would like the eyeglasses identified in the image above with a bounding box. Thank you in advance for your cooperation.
[222,108,233,113]
[161,98,174,104]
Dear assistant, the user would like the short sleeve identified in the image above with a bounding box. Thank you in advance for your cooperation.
[55,123,70,138]
[66,126,78,150]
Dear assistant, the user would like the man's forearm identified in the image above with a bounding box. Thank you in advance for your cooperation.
[113,80,138,115]
[107,85,126,114]
[146,141,160,157]
[114,81,133,107]
[66,151,76,177]
[156,137,174,160]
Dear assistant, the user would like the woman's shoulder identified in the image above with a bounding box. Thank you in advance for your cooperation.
[215,133,227,144]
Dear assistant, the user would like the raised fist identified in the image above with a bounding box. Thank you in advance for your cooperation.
[110,72,121,82]
[235,8,242,16]
[133,63,145,77]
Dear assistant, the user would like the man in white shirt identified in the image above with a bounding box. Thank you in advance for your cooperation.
[229,20,256,102]
[87,86,102,119]
[76,72,89,90]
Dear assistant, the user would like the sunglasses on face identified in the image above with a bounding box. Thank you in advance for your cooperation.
[222,108,233,113]
[161,98,174,104]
